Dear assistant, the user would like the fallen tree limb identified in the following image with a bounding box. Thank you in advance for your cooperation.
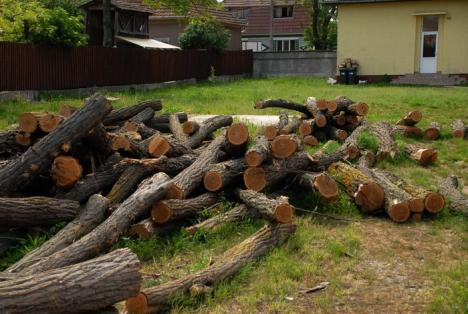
[368,122,397,160]
[204,158,246,192]
[438,176,467,216]
[297,172,339,202]
[405,144,437,166]
[184,115,233,149]
[236,189,294,223]
[255,99,311,117]
[126,223,296,314]
[245,136,270,167]
[396,111,422,126]
[103,100,161,125]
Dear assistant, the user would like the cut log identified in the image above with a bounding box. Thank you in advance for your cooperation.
[146,134,191,158]
[303,135,319,147]
[439,176,467,215]
[325,125,348,141]
[358,150,376,169]
[332,111,347,126]
[150,112,188,124]
[109,133,147,158]
[346,102,369,116]
[38,113,64,133]
[392,125,423,138]
[0,95,112,196]
[103,100,161,125]
[451,119,465,138]
[279,117,300,135]
[327,162,385,213]
[182,121,200,135]
[305,97,327,128]
[264,125,279,140]
[245,136,270,167]
[396,111,423,126]
[255,99,311,117]
[271,134,300,159]
[15,172,170,274]
[184,115,233,149]
[151,193,217,224]
[316,99,329,111]
[167,133,227,199]
[236,189,294,223]
[0,248,141,314]
[412,213,422,222]
[124,121,158,139]
[298,119,315,137]
[128,218,183,240]
[0,197,80,227]
[332,96,354,112]
[185,204,253,235]
[368,122,398,160]
[227,123,249,146]
[15,132,32,147]
[309,142,359,171]
[424,122,441,140]
[0,131,28,157]
[51,156,83,188]
[18,112,39,133]
[405,144,438,166]
[297,172,339,202]
[58,104,78,118]
[57,153,123,203]
[7,194,109,273]
[204,158,246,191]
[169,113,188,142]
[129,107,155,124]
[126,223,296,314]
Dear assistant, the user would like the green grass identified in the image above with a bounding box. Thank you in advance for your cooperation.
[1,77,467,312]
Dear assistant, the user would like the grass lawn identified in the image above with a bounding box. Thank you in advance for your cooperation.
[1,77,467,313]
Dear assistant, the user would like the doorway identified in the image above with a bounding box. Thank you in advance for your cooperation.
[420,15,439,74]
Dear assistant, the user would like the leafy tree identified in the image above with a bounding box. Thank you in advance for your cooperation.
[304,0,337,50]
[143,0,220,15]
[0,0,87,47]
[179,18,230,51]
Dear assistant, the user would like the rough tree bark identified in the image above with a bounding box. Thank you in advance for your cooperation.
[203,158,246,192]
[184,115,233,148]
[439,176,467,216]
[368,122,398,160]
[126,223,296,314]
[297,172,339,202]
[254,99,311,117]
[424,122,441,140]
[236,189,294,223]
[305,97,327,127]
[396,111,423,126]
[405,144,438,166]
[103,100,162,125]
[245,136,271,167]
[451,119,465,138]
[169,113,188,142]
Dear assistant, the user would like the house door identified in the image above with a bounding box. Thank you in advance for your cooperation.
[420,32,438,73]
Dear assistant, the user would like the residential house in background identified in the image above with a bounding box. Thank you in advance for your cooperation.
[81,0,178,49]
[149,7,244,50]
[324,0,468,85]
[224,0,310,52]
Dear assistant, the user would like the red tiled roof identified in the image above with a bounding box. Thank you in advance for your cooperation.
[223,0,298,8]
[150,7,245,27]
[242,5,310,35]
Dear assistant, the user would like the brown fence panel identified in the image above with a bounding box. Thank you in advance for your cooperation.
[0,42,252,91]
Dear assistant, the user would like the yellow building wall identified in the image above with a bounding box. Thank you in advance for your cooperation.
[337,0,468,75]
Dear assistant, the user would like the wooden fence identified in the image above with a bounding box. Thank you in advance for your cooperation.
[0,42,253,91]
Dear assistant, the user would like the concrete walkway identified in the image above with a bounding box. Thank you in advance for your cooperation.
[189,115,289,126]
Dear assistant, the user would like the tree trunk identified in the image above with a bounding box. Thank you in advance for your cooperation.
[439,176,467,216]
[0,248,141,314]
[151,193,218,224]
[185,204,253,235]
[102,0,113,47]
[236,189,294,223]
[271,134,300,159]
[0,95,112,196]
[51,156,83,188]
[451,119,465,138]
[424,122,441,140]
[184,115,233,149]
[405,144,438,166]
[392,125,423,138]
[0,197,80,228]
[327,162,385,213]
[15,172,170,275]
[368,122,397,160]
[126,223,295,314]
[129,107,155,124]
[204,158,246,192]
[183,121,200,135]
[128,218,183,240]
[297,172,339,202]
[7,195,109,273]
[245,136,270,167]
[146,134,192,157]
[255,99,311,117]
[309,142,359,171]
[83,124,114,157]
[396,111,422,126]
[169,113,188,142]
[305,97,327,127]
[103,100,162,125]
[167,134,227,199]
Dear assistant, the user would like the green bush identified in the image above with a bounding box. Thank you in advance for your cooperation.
[179,18,230,52]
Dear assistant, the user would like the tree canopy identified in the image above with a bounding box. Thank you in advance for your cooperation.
[304,0,337,50]
[143,0,220,15]
[179,17,230,51]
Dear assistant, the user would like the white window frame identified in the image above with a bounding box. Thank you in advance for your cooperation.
[273,38,299,52]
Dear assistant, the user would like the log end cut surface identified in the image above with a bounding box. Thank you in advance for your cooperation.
[264,126,278,140]
[303,135,318,147]
[424,128,440,140]
[274,204,295,224]
[245,151,263,167]
[425,192,445,213]
[227,123,249,146]
[126,293,148,314]
[314,173,339,201]
[166,184,184,199]
[355,183,385,213]
[271,135,298,159]
[388,202,411,223]
[243,167,267,192]
[151,202,172,224]
[18,112,38,133]
[408,198,425,213]
[148,136,170,157]
[51,156,82,188]
[204,172,223,192]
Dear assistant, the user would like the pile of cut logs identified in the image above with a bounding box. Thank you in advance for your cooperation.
[0,94,465,313]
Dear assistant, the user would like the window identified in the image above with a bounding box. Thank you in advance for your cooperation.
[273,6,293,18]
[422,15,439,32]
[231,8,250,20]
[274,39,299,51]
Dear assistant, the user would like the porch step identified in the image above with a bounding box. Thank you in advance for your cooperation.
[391,73,466,86]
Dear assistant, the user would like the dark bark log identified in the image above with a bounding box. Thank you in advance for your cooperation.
[271,134,300,159]
[325,125,348,141]
[183,121,200,135]
[236,189,294,223]
[7,195,109,273]
[245,136,270,167]
[126,223,296,314]
[439,176,467,216]
[309,142,359,171]
[451,119,465,138]
[331,95,354,112]
[396,111,423,126]
[124,121,158,139]
[148,112,188,125]
[185,204,253,235]
[51,156,83,188]
[103,100,161,125]
[255,99,311,117]
[16,173,170,275]
[204,158,246,192]
[424,122,441,140]
[128,218,183,240]
[169,113,188,142]
[305,97,327,127]
[358,150,375,169]
[405,144,438,166]
[147,134,192,157]
[57,153,123,203]
[167,134,227,199]
[0,95,112,196]
[184,115,233,148]
[0,248,141,314]
[0,131,27,157]
[297,172,339,202]
[129,107,155,124]
[368,122,398,160]
[328,162,385,213]
[83,124,114,157]
[0,197,80,227]
[151,193,217,224]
